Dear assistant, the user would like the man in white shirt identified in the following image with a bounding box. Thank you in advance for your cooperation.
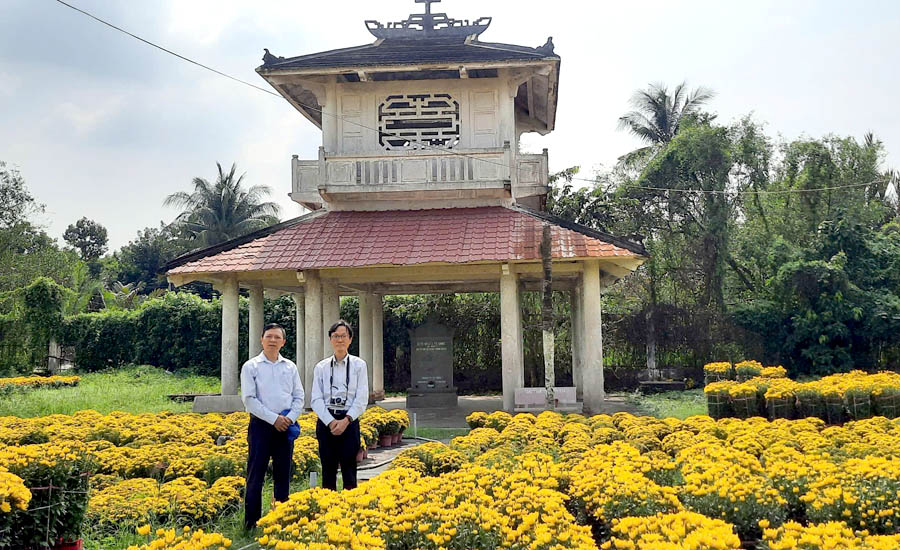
[240,323,304,530]
[311,319,368,490]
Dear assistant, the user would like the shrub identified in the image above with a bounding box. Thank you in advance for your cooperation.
[0,441,95,547]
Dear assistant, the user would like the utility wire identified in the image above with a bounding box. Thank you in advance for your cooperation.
[53,0,897,198]
[53,0,281,98]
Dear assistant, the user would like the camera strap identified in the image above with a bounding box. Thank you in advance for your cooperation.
[328,355,351,408]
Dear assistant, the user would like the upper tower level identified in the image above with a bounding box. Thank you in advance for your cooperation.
[257,0,560,211]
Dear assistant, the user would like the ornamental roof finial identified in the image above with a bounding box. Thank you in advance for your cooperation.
[365,0,491,40]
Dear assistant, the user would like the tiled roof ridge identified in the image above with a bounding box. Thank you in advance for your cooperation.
[510,205,647,257]
[466,40,557,58]
[163,209,328,273]
[259,42,379,70]
[165,206,645,276]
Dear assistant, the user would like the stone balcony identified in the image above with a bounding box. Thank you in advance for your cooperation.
[290,145,548,210]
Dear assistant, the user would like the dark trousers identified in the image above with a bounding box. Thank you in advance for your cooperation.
[244,416,293,529]
[316,418,360,490]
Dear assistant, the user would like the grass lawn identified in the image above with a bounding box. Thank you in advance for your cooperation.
[620,388,707,419]
[0,365,220,417]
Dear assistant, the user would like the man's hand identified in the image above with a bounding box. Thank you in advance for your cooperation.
[329,417,350,436]
[274,415,292,432]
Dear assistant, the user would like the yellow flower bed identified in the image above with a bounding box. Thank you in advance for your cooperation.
[0,468,30,513]
[703,362,732,375]
[761,521,900,549]
[601,511,742,550]
[9,405,900,548]
[703,366,900,423]
[761,366,788,379]
[0,406,404,533]
[128,526,233,550]
[0,375,80,391]
[735,360,764,379]
[87,476,245,527]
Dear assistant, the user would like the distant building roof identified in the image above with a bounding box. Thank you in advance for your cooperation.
[166,206,645,275]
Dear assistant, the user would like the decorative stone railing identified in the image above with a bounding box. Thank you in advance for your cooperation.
[290,145,548,208]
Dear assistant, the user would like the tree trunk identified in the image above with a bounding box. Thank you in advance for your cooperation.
[540,224,555,408]
[646,253,659,379]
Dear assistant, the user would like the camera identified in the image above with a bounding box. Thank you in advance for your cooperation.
[329,396,346,407]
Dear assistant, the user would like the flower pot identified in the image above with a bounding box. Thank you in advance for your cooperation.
[367,440,377,450]
[356,448,366,463]
[379,434,393,447]
[392,432,402,444]
[52,539,83,550]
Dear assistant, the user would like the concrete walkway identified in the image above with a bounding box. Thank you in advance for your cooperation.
[356,437,422,481]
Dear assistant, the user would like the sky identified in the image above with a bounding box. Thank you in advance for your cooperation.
[1,0,898,250]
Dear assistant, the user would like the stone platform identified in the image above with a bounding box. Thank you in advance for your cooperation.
[192,394,244,413]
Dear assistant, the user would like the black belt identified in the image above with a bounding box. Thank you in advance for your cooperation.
[328,409,349,419]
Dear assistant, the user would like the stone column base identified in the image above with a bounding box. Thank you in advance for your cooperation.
[193,395,245,413]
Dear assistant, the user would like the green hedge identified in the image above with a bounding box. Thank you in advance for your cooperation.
[59,293,243,375]
[54,292,581,391]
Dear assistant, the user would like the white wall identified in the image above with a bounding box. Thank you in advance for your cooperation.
[328,76,515,156]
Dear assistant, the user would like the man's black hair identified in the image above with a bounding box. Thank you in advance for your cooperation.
[328,319,354,339]
[262,323,286,338]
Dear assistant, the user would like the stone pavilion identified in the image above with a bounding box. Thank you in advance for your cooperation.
[165,0,646,414]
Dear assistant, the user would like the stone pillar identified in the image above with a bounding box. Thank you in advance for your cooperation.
[372,294,384,400]
[293,292,307,407]
[582,260,604,413]
[571,284,585,401]
[304,271,323,410]
[321,281,341,356]
[219,276,240,396]
[358,291,374,397]
[193,276,243,413]
[248,286,264,359]
[500,265,524,411]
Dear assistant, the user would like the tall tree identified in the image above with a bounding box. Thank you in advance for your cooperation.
[617,82,715,167]
[115,223,192,292]
[614,82,713,372]
[63,217,108,261]
[164,163,280,248]
[0,161,43,229]
[0,163,76,293]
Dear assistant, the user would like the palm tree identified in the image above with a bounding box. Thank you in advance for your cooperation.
[616,82,712,375]
[617,82,714,167]
[164,163,280,247]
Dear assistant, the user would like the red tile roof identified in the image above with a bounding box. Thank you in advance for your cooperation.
[167,207,643,275]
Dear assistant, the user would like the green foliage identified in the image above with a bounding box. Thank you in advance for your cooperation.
[0,160,43,229]
[114,223,193,292]
[0,445,94,547]
[550,85,900,375]
[60,292,219,373]
[63,217,109,261]
[164,162,280,247]
[0,222,79,294]
[22,277,66,368]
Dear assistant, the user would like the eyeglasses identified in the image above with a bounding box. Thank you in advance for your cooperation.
[330,333,350,341]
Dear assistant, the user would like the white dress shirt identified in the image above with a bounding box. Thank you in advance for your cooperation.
[310,353,368,425]
[240,352,304,425]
